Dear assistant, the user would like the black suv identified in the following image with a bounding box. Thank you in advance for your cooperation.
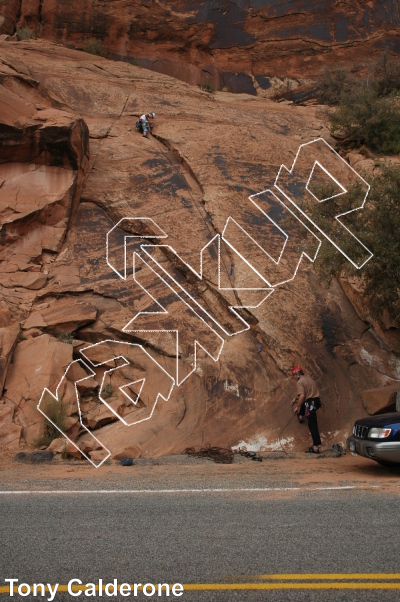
[347,412,400,466]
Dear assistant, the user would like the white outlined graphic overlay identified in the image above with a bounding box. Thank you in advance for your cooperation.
[37,360,112,468]
[37,139,373,467]
[275,138,372,269]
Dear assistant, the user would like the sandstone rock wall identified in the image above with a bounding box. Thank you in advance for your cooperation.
[0,39,399,462]
[0,44,89,450]
[1,1,400,94]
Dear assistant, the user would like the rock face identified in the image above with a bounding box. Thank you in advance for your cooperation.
[361,384,399,415]
[0,39,399,461]
[3,334,74,444]
[0,55,89,324]
[0,302,20,396]
[1,1,400,94]
[0,43,89,450]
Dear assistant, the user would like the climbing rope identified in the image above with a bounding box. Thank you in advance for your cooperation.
[183,445,234,464]
[183,445,264,463]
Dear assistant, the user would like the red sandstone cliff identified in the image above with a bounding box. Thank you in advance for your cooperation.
[0,39,399,463]
[1,1,400,94]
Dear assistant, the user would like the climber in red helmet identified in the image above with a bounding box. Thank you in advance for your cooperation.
[291,365,322,454]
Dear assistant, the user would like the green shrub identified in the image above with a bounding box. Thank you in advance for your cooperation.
[316,67,357,106]
[61,445,70,460]
[101,383,113,399]
[312,164,400,327]
[16,27,36,41]
[318,54,400,153]
[328,85,400,154]
[372,52,400,97]
[32,395,67,448]
[198,83,215,94]
[317,54,400,106]
[55,331,74,344]
[81,37,109,58]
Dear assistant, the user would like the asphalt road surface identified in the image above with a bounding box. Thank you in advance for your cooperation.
[1,488,400,601]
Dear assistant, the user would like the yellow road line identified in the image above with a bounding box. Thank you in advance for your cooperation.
[181,583,400,590]
[247,573,400,580]
[1,580,400,594]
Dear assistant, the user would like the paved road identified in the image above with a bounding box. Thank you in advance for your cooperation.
[1,488,400,601]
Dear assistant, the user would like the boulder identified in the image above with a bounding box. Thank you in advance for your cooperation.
[23,298,97,333]
[361,384,400,415]
[113,446,141,460]
[3,334,73,407]
[86,400,122,430]
[73,434,102,455]
[346,151,369,169]
[65,441,82,459]
[339,277,400,353]
[47,437,67,454]
[1,272,48,290]
[48,437,81,457]
[65,415,79,432]
[77,378,98,395]
[23,328,44,339]
[88,449,110,464]
[353,159,375,173]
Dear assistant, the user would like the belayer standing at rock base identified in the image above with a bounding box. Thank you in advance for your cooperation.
[291,366,322,454]
[136,112,155,137]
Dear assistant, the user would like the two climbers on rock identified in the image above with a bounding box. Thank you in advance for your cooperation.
[136,112,155,138]
[291,366,322,454]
